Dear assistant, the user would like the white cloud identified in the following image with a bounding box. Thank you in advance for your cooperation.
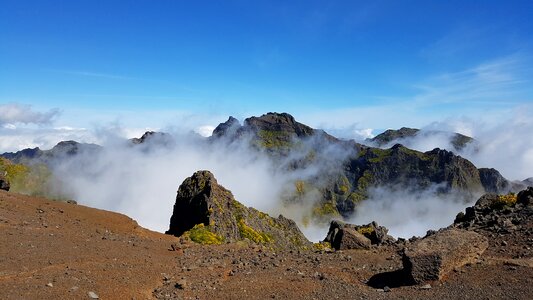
[0,126,98,153]
[0,103,60,126]
[195,125,215,137]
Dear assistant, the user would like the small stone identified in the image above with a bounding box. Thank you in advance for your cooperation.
[501,241,508,246]
[175,279,187,289]
[420,284,432,290]
[46,282,53,287]
[383,286,391,292]
[88,291,99,299]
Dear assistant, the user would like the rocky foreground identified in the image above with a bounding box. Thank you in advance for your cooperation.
[1,172,532,299]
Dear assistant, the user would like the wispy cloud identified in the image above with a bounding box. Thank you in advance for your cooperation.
[412,54,532,105]
[0,103,60,126]
[420,26,488,59]
[47,69,138,80]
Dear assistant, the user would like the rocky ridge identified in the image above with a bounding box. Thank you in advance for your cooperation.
[211,113,520,218]
[367,127,475,151]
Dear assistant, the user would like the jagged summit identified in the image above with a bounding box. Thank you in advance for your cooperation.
[166,170,311,249]
[211,112,338,145]
[130,131,172,145]
[212,116,240,138]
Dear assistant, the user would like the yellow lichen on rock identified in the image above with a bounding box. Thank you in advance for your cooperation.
[186,223,224,245]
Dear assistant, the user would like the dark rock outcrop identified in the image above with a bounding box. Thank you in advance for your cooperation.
[324,220,393,250]
[166,170,311,249]
[479,168,511,193]
[130,131,173,146]
[402,228,488,283]
[0,172,9,191]
[324,220,371,250]
[454,189,533,233]
[517,187,533,206]
[212,116,241,138]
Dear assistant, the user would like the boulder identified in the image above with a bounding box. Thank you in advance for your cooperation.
[324,220,371,250]
[166,170,311,249]
[517,187,533,206]
[402,228,488,283]
[353,221,393,245]
[324,220,393,250]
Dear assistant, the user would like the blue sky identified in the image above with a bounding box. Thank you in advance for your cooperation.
[1,0,533,141]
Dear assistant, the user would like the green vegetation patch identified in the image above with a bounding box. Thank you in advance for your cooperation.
[237,219,273,244]
[356,225,374,235]
[367,148,392,163]
[398,146,431,161]
[187,223,224,245]
[313,241,332,251]
[257,130,293,149]
[312,201,340,218]
[0,158,58,198]
[492,193,517,209]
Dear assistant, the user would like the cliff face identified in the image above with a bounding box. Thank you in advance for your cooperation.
[166,170,311,249]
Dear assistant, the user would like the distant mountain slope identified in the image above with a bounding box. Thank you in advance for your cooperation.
[1,141,101,165]
[1,112,525,220]
[368,127,474,152]
[211,113,521,218]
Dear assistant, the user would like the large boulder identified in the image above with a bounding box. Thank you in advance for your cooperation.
[517,187,533,206]
[166,170,311,249]
[402,228,488,283]
[324,220,371,250]
[324,220,393,250]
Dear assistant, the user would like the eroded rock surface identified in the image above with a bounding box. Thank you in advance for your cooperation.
[402,228,488,283]
[324,220,394,250]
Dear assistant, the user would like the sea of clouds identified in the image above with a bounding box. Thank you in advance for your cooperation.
[1,103,532,241]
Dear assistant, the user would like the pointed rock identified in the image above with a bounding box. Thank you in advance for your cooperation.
[166,170,311,249]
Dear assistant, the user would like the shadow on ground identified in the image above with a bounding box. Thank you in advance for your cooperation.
[367,268,415,289]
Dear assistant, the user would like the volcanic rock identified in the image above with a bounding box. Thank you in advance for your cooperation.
[166,170,311,249]
[479,168,511,193]
[324,220,371,250]
[517,187,533,206]
[130,131,173,146]
[324,220,393,250]
[454,189,533,233]
[402,228,488,283]
[212,116,241,138]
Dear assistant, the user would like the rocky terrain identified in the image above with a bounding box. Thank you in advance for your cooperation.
[1,170,532,299]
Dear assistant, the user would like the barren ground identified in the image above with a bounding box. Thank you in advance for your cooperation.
[1,190,532,299]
